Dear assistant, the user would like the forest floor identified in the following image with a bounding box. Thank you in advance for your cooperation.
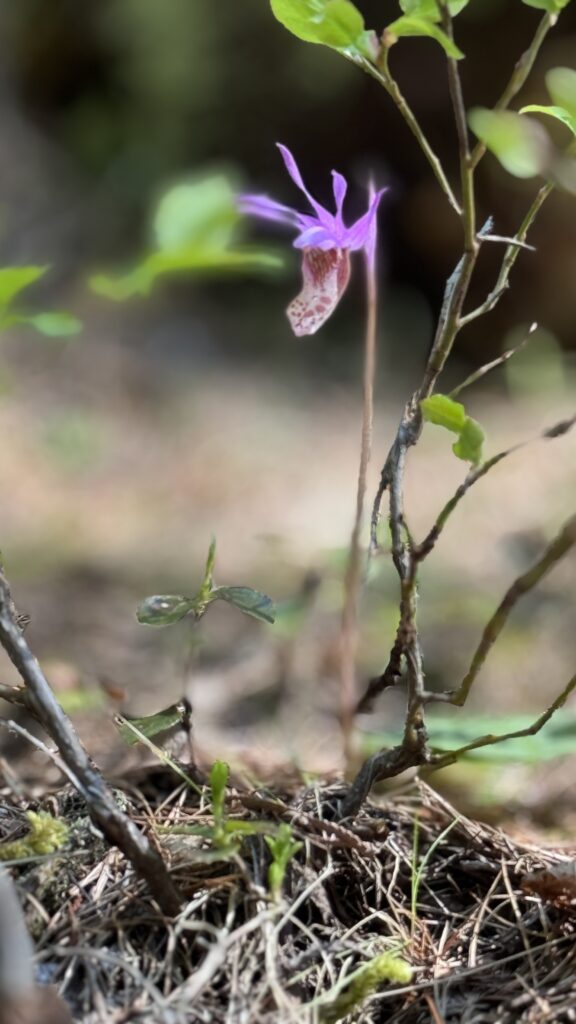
[2,766,576,1024]
[1,336,576,1021]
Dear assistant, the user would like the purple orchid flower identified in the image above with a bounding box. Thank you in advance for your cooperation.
[238,144,387,336]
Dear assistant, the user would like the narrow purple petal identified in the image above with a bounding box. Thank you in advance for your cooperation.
[276,143,331,224]
[332,171,348,217]
[364,182,378,269]
[293,225,336,249]
[237,193,300,228]
[343,187,388,252]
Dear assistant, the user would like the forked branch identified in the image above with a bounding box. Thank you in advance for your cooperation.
[431,671,576,769]
[342,1,570,817]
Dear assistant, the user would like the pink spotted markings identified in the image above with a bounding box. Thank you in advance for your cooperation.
[238,145,386,336]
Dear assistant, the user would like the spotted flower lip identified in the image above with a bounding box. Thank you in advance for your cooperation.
[238,144,387,256]
[238,144,387,336]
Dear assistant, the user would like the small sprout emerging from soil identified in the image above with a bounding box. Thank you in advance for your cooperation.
[137,537,276,627]
[265,823,303,900]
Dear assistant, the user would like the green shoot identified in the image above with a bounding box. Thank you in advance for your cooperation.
[265,823,303,900]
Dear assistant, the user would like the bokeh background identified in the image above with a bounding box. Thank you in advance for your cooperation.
[1,0,575,830]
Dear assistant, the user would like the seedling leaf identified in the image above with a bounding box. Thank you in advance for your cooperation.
[212,586,276,624]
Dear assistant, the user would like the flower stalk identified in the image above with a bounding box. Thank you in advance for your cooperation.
[340,225,379,761]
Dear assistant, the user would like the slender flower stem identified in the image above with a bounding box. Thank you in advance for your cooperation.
[339,247,378,761]
[357,53,461,216]
[470,12,557,171]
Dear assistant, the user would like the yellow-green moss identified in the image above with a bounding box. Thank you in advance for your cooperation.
[319,952,413,1023]
[0,811,69,860]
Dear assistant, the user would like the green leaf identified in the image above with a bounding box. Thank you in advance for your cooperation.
[386,15,464,59]
[136,594,198,626]
[399,0,470,19]
[546,66,576,120]
[468,108,550,177]
[452,416,485,465]
[154,176,238,252]
[0,266,48,309]
[202,537,217,592]
[521,0,571,11]
[212,586,276,624]
[422,395,485,465]
[8,311,82,337]
[520,104,576,136]
[269,0,367,51]
[116,702,190,746]
[89,247,282,302]
[421,394,467,433]
[210,760,230,825]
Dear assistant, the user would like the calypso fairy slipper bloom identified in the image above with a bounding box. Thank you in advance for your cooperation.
[238,145,387,336]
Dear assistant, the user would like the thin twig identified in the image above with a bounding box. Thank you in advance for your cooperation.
[360,411,576,714]
[0,567,182,915]
[356,52,461,215]
[460,184,553,327]
[0,719,82,788]
[0,682,30,711]
[470,12,558,171]
[441,2,476,251]
[431,671,576,769]
[449,513,576,707]
[449,322,536,398]
[480,235,536,251]
[416,411,576,561]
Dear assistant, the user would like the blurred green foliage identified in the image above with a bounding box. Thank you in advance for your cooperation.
[91,173,282,300]
[0,266,81,338]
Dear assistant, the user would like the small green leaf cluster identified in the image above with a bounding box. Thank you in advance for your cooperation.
[90,175,282,301]
[0,267,81,339]
[387,1,471,61]
[269,0,474,63]
[265,823,303,899]
[137,538,276,627]
[421,394,485,466]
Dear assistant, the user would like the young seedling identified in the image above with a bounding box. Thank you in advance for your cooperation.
[265,823,303,901]
[156,760,285,860]
[137,537,275,628]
